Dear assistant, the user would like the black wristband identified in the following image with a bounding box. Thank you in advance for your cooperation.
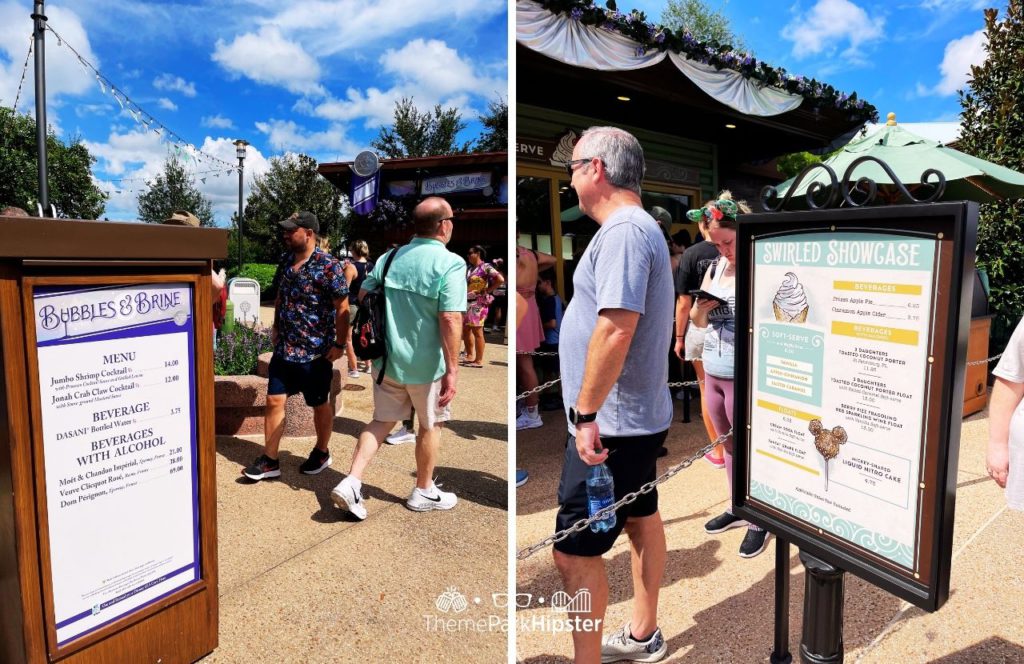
[332,342,347,350]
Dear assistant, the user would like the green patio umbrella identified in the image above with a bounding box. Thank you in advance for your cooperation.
[769,113,1024,207]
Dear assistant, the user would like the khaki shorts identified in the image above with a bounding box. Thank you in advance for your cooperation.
[349,304,359,324]
[371,367,451,429]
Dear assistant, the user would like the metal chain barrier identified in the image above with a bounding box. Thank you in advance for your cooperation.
[516,430,732,560]
[516,352,1003,399]
[517,378,561,400]
[515,353,1006,556]
[968,353,1002,367]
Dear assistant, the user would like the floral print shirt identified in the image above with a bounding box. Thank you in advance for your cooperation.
[273,247,348,362]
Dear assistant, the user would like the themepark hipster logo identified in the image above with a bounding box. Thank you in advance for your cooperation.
[423,586,601,635]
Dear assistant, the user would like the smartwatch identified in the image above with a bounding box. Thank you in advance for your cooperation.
[568,406,598,425]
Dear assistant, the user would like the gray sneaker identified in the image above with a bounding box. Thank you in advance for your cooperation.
[601,624,667,663]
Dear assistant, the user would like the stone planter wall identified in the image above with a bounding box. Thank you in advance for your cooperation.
[214,352,344,437]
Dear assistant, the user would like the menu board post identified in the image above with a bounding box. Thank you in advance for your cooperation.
[0,216,225,663]
[733,202,977,619]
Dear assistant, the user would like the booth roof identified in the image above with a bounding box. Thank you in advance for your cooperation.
[318,152,507,193]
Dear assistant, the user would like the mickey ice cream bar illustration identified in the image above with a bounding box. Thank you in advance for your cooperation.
[809,419,847,491]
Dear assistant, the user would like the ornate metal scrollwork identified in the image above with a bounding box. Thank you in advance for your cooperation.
[839,156,946,207]
[759,156,946,211]
[760,163,840,212]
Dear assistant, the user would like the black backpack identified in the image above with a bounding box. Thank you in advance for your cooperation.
[352,246,401,384]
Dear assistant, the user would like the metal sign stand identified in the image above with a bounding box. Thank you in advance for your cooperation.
[771,538,793,664]
[798,552,845,663]
[754,160,968,664]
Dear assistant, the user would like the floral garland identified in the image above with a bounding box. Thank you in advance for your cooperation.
[535,0,878,123]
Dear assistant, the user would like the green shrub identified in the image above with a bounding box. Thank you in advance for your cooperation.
[214,323,273,376]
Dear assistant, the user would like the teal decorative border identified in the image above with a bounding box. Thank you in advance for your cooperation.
[750,480,913,568]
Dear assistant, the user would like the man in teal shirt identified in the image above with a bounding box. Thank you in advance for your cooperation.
[332,196,467,518]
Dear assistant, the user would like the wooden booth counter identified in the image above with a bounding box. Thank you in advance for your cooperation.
[0,216,226,663]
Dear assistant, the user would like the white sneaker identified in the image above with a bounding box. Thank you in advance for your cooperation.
[347,369,360,379]
[601,624,667,663]
[406,484,457,511]
[515,410,543,430]
[386,426,416,445]
[331,477,367,520]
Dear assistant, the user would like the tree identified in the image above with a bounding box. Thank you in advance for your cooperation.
[958,2,1024,349]
[0,108,106,218]
[137,155,215,226]
[661,0,748,53]
[475,96,508,153]
[776,151,822,179]
[238,153,347,263]
[371,97,472,158]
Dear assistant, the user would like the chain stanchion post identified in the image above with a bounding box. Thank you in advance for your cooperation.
[798,551,844,664]
[771,537,793,664]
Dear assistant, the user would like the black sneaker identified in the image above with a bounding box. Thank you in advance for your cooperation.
[242,454,281,481]
[299,447,332,475]
[704,511,747,534]
[739,528,771,558]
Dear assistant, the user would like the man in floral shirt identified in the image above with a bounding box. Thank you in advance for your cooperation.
[243,211,350,481]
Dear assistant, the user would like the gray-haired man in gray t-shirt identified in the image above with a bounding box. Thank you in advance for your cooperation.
[553,126,674,663]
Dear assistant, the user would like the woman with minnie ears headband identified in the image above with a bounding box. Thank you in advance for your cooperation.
[687,191,772,559]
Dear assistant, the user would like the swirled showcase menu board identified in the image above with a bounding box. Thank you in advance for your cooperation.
[748,233,937,572]
[34,283,199,646]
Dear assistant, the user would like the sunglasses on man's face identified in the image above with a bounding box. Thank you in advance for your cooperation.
[564,157,597,178]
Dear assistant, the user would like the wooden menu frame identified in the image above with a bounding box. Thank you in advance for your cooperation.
[732,202,977,612]
[0,216,225,663]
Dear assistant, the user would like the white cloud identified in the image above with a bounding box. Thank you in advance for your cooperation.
[84,127,169,176]
[265,0,505,56]
[190,136,271,224]
[781,0,884,62]
[212,25,324,97]
[919,0,987,9]
[0,3,99,120]
[86,130,271,226]
[157,97,178,111]
[381,39,496,98]
[309,39,501,128]
[254,118,361,159]
[75,103,115,118]
[202,114,236,130]
[153,73,196,97]
[933,29,986,96]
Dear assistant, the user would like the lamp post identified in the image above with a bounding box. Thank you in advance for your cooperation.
[233,139,248,269]
[32,0,49,216]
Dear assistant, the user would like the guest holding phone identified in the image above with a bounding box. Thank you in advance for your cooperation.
[688,191,770,558]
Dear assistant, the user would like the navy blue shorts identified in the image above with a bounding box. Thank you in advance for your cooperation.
[554,430,668,557]
[267,355,333,407]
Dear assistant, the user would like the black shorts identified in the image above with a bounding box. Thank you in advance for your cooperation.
[553,429,669,557]
[267,355,333,407]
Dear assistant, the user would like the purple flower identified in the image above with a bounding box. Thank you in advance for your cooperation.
[635,46,645,56]
[571,7,583,20]
[655,31,665,43]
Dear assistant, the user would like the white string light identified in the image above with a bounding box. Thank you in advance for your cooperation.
[45,23,235,172]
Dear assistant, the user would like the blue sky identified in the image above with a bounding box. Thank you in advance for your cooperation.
[624,0,992,124]
[0,0,507,225]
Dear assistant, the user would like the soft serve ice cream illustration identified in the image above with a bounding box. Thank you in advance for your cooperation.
[773,272,809,323]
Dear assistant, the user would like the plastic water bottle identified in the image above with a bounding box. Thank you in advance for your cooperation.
[587,463,617,532]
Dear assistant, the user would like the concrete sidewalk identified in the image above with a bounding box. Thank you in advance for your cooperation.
[516,397,1024,663]
[203,329,509,663]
